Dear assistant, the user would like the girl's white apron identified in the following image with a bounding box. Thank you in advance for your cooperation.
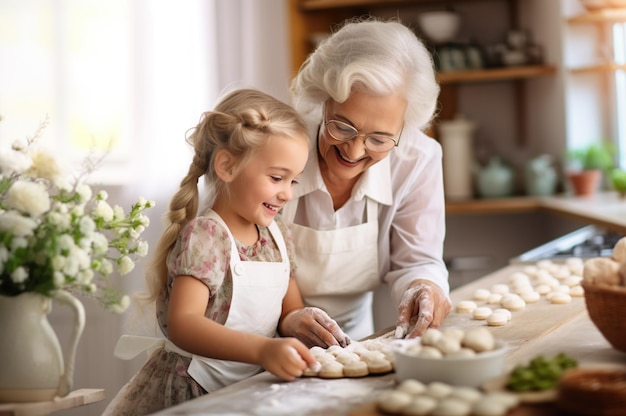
[281,198,379,340]
[114,211,290,393]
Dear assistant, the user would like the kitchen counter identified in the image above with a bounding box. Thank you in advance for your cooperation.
[151,262,626,416]
[446,191,626,235]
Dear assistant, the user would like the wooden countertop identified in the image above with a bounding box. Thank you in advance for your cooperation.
[446,192,626,235]
[152,263,626,416]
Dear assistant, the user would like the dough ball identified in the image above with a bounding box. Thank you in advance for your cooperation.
[335,351,360,365]
[501,294,526,311]
[486,312,508,326]
[417,346,443,359]
[486,293,503,304]
[456,300,478,314]
[520,290,540,303]
[425,381,453,399]
[570,285,584,297]
[313,352,336,363]
[421,328,443,346]
[522,265,539,277]
[434,335,462,355]
[450,386,483,403]
[537,259,554,270]
[302,361,321,377]
[583,257,620,285]
[492,308,512,321]
[462,327,495,352]
[360,350,386,363]
[550,292,572,304]
[442,328,465,343]
[472,306,493,320]
[613,236,626,262]
[377,390,412,414]
[534,284,551,295]
[552,265,571,280]
[566,257,585,275]
[471,397,508,416]
[406,343,422,356]
[343,360,369,378]
[509,271,531,285]
[401,395,438,416]
[432,397,472,416]
[563,274,583,287]
[326,345,344,356]
[367,357,393,374]
[318,361,344,379]
[473,288,491,301]
[396,379,427,396]
[490,284,510,295]
[309,346,326,355]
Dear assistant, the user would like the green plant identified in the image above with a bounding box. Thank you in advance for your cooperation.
[610,168,626,197]
[567,142,615,172]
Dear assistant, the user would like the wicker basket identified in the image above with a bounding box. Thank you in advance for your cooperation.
[582,282,626,353]
[557,368,626,416]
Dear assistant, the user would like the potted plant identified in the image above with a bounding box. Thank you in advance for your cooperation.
[566,142,615,196]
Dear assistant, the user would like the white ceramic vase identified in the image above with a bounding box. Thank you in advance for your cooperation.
[0,290,85,402]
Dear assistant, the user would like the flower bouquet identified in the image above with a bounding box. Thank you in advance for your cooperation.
[0,120,154,313]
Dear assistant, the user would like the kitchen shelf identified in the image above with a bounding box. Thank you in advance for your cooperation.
[567,8,626,24]
[569,62,626,74]
[445,196,542,215]
[437,65,557,84]
[299,0,479,11]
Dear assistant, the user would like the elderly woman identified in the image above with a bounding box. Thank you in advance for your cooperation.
[278,18,452,344]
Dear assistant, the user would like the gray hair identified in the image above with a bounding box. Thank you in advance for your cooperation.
[290,18,440,135]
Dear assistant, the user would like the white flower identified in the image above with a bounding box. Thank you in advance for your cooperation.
[11,267,28,284]
[91,232,109,256]
[27,149,64,186]
[96,190,108,201]
[93,200,114,221]
[109,295,130,313]
[76,184,93,204]
[0,211,37,237]
[113,205,125,220]
[0,147,32,174]
[6,181,50,217]
[58,234,75,251]
[139,215,150,227]
[48,211,71,230]
[117,256,135,275]
[79,215,96,235]
[99,259,113,275]
[51,255,66,271]
[136,241,149,256]
[53,271,66,288]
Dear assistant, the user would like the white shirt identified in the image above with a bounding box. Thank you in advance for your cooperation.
[288,122,450,309]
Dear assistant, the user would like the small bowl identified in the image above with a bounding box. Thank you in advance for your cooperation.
[392,340,508,387]
[582,282,626,353]
[417,11,460,44]
[557,367,626,416]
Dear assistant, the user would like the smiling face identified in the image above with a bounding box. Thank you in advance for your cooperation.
[215,133,309,240]
[319,90,407,188]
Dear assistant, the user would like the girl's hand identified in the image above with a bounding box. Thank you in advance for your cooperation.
[259,338,315,381]
[395,279,452,339]
[279,307,350,348]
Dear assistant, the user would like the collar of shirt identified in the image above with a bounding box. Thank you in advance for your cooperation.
[295,135,393,207]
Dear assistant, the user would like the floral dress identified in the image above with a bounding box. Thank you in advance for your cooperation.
[103,215,297,416]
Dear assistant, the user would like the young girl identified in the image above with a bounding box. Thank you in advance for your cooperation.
[104,89,318,415]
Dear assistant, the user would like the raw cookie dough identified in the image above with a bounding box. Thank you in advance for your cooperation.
[377,390,412,414]
[367,357,394,374]
[550,292,572,304]
[456,300,478,313]
[343,360,369,378]
[318,360,344,379]
[472,306,493,320]
[462,327,495,352]
[473,288,491,301]
[486,311,508,326]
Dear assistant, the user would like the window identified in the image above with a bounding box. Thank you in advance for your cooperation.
[613,22,626,169]
[0,0,133,182]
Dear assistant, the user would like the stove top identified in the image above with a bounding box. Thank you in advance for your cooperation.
[511,225,623,263]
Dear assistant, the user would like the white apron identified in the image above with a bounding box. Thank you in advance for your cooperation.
[114,211,290,393]
[281,198,379,340]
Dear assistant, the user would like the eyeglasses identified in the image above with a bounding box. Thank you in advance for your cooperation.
[322,109,403,153]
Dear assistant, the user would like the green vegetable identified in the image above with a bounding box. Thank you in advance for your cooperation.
[506,353,578,392]
[610,168,626,194]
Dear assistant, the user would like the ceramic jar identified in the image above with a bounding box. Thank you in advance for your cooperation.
[439,115,477,200]
[477,157,515,198]
[0,290,85,402]
[525,155,558,196]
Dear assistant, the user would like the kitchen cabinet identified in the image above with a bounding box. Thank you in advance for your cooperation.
[287,0,556,135]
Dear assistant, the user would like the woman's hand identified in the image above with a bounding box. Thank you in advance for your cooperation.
[395,279,452,339]
[259,338,315,381]
[279,307,350,348]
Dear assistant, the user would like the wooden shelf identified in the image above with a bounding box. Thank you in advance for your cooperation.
[569,62,626,74]
[445,196,543,215]
[299,0,477,11]
[567,8,626,24]
[437,65,557,84]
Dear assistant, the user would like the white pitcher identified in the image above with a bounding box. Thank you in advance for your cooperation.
[0,290,85,402]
